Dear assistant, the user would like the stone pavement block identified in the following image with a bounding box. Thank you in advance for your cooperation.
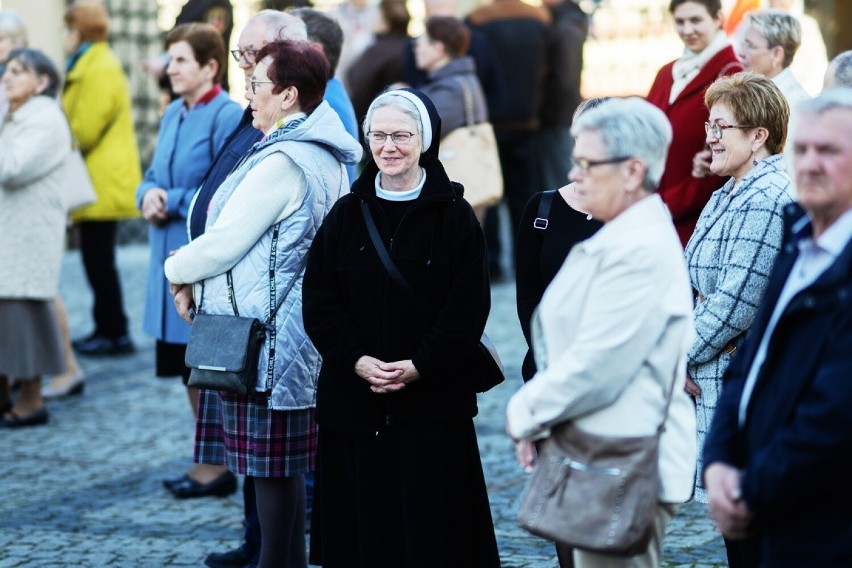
[0,244,728,566]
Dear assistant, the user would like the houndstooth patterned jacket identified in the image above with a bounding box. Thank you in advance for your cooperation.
[684,153,792,501]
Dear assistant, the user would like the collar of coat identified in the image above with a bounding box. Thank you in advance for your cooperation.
[352,153,462,206]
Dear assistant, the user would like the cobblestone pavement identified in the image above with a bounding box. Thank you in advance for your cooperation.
[1,244,728,567]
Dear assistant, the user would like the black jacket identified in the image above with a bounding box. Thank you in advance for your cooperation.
[303,155,490,434]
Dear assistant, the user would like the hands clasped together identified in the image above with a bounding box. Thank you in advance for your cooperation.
[355,355,420,394]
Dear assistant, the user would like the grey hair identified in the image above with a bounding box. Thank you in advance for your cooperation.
[362,91,422,138]
[571,97,673,192]
[0,10,28,47]
[746,9,801,68]
[572,96,613,124]
[794,87,852,118]
[252,10,307,43]
[825,50,852,89]
[6,48,60,99]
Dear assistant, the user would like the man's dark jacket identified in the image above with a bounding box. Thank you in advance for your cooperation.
[703,203,852,566]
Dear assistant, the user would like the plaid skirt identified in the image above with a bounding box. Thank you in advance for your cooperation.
[194,388,317,478]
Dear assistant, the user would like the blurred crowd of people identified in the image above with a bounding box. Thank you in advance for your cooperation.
[2,0,852,567]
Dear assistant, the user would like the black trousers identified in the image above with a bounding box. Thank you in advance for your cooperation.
[78,221,129,338]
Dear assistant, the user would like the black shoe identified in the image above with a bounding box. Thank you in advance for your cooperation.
[168,471,237,499]
[204,545,253,568]
[73,333,135,356]
[0,407,49,428]
[162,473,190,490]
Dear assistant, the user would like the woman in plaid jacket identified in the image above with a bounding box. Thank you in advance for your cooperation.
[684,73,792,521]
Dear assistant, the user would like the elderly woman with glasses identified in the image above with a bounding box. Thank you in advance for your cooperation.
[684,71,792,566]
[507,97,698,568]
[302,88,500,567]
[165,40,361,566]
[1,49,69,427]
[738,8,809,106]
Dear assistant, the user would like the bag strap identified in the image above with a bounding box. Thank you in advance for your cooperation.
[197,222,307,325]
[533,190,556,230]
[360,199,432,309]
[656,355,681,435]
[454,76,475,127]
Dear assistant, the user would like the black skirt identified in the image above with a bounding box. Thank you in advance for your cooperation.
[309,419,500,567]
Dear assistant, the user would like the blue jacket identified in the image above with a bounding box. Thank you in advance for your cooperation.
[137,91,241,343]
[323,78,359,184]
[703,204,852,565]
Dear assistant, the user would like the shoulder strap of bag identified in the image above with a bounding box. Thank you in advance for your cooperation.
[656,355,681,435]
[533,190,557,230]
[197,223,308,323]
[360,199,432,309]
[454,76,475,127]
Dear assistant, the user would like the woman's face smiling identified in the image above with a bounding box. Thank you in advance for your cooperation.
[369,106,423,189]
[706,101,757,182]
[672,1,722,54]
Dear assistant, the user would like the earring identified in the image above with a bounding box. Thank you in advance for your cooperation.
[753,157,758,166]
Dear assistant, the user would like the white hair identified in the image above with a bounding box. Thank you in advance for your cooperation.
[571,97,673,192]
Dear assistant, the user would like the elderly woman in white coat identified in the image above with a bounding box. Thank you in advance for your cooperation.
[0,49,69,427]
[506,98,697,568]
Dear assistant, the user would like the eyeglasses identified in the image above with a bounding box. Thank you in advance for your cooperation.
[366,131,417,146]
[231,48,258,64]
[740,39,771,52]
[250,79,275,94]
[704,122,755,139]
[571,156,633,175]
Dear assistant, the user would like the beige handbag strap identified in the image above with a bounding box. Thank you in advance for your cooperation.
[454,76,476,127]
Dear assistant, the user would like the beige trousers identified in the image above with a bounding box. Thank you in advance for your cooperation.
[573,503,679,568]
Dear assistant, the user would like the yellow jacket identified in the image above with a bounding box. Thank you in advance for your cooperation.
[62,42,141,222]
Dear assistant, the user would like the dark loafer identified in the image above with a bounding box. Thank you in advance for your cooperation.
[73,334,135,356]
[0,407,49,428]
[168,471,237,499]
[204,545,253,568]
[162,473,191,490]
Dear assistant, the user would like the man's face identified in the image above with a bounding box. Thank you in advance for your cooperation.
[793,108,852,229]
[235,20,266,84]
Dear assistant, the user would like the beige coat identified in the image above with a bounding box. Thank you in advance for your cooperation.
[507,194,698,503]
[0,96,70,299]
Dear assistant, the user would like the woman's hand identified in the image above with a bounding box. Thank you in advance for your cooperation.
[141,188,168,226]
[172,284,195,324]
[355,355,406,394]
[691,148,712,178]
[514,439,537,473]
[685,374,702,398]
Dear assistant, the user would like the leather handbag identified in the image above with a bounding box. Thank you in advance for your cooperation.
[438,77,503,210]
[185,225,308,394]
[360,201,505,393]
[516,372,678,556]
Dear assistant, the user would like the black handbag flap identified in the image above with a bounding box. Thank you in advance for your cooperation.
[185,314,264,373]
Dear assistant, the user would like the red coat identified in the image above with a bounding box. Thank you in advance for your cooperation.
[647,46,743,247]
